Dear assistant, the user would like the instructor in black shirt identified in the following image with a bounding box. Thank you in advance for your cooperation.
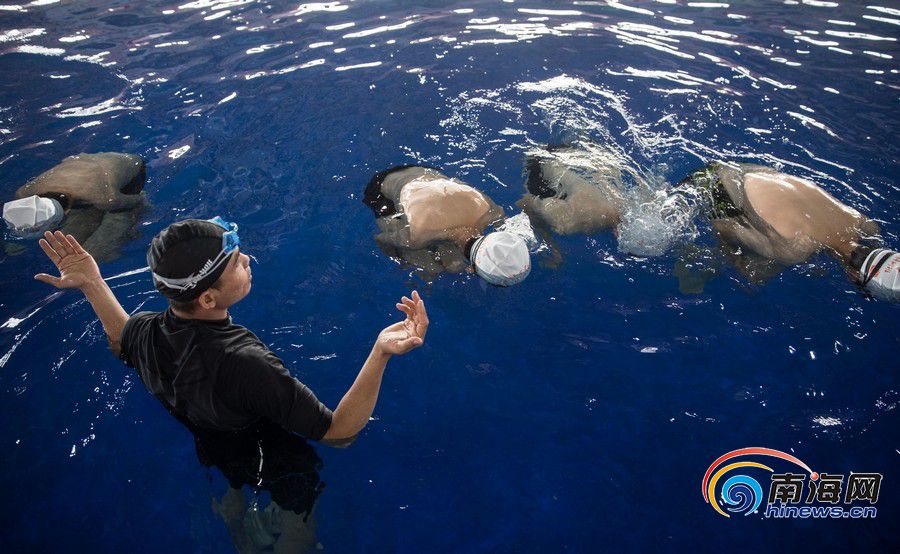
[33,217,428,443]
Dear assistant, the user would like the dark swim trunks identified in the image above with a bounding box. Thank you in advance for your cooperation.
[524,144,579,200]
[191,419,324,518]
[673,162,743,220]
[363,164,438,217]
[524,156,562,200]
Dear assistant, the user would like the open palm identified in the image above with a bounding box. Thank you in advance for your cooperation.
[377,290,429,355]
[34,231,102,289]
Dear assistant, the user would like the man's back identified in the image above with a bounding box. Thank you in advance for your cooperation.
[120,309,333,439]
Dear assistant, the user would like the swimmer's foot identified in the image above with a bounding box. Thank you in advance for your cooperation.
[673,244,720,294]
[673,260,717,294]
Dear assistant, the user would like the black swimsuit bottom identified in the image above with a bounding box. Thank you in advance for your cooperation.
[524,156,562,200]
[673,162,744,220]
[523,144,581,200]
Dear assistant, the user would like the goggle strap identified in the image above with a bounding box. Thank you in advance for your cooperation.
[152,247,232,291]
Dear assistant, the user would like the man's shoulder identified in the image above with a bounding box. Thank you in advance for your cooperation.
[119,311,165,367]
[123,310,164,334]
[218,327,283,369]
[216,339,291,391]
[130,309,164,321]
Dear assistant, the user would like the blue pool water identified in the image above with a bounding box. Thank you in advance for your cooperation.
[1,0,898,551]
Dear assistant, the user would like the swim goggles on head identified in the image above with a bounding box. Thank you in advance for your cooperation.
[152,216,240,292]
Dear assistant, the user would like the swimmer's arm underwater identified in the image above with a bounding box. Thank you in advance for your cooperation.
[321,291,429,446]
[34,231,129,356]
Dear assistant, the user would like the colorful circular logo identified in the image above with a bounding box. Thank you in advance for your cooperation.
[703,447,815,518]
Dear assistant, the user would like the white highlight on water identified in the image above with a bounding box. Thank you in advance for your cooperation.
[617,186,698,257]
[497,212,540,250]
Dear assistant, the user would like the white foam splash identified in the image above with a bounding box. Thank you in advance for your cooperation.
[617,178,698,257]
[497,212,539,250]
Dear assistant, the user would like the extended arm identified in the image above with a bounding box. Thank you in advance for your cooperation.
[320,345,391,445]
[322,291,429,443]
[34,231,128,355]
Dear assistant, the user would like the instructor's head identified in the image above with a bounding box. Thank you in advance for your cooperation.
[148,217,251,315]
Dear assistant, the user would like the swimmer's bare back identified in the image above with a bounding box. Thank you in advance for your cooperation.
[715,164,877,264]
[15,152,145,211]
[382,168,504,250]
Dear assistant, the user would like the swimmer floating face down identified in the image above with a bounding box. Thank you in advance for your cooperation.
[365,165,532,286]
[520,143,900,301]
[4,152,147,263]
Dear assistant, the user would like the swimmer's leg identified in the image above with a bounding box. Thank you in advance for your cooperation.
[515,194,543,226]
[211,486,246,524]
[534,223,565,270]
[212,487,258,553]
[109,191,146,211]
[712,217,788,283]
[373,213,411,251]
[712,217,778,260]
[672,243,722,294]
[373,230,403,260]
[273,502,320,553]
[396,247,447,278]
[723,245,787,285]
[81,209,141,263]
[513,197,565,268]
[58,206,104,244]
[431,241,469,273]
[374,215,453,278]
[374,219,451,280]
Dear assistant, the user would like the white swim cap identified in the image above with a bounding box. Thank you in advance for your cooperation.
[470,231,531,287]
[3,195,63,238]
[860,248,900,302]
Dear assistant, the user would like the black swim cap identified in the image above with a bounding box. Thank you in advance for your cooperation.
[148,219,230,301]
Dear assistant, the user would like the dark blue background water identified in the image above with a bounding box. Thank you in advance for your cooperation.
[1,0,898,551]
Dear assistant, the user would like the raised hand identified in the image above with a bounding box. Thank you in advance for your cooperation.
[376,290,429,355]
[34,230,102,289]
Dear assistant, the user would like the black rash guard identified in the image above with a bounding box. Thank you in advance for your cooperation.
[119,310,333,440]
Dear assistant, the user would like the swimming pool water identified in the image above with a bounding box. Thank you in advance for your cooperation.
[1,1,898,551]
